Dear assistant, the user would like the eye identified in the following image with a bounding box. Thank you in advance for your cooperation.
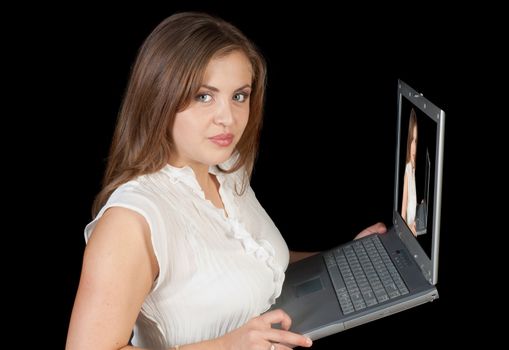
[233,92,249,103]
[196,93,212,103]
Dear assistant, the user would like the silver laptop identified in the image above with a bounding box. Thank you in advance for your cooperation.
[271,79,445,340]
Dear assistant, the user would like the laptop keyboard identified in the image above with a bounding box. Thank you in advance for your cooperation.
[324,235,409,315]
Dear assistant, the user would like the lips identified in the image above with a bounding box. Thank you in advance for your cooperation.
[209,133,234,147]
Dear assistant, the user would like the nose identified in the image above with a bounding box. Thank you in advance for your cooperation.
[213,98,234,127]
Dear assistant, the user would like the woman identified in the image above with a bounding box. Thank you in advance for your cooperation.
[401,108,418,236]
[66,12,385,350]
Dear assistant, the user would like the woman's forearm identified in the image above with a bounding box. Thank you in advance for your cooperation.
[289,251,319,264]
[117,337,225,350]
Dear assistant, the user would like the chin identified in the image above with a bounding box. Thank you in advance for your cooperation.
[206,150,234,166]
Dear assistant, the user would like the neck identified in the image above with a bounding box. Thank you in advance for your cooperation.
[192,164,214,191]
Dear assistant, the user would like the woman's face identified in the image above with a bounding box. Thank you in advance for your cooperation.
[410,124,418,166]
[170,51,252,168]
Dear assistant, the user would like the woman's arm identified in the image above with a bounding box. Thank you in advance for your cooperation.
[66,207,158,350]
[66,208,311,350]
[289,221,388,263]
[122,309,311,350]
[289,251,319,264]
[401,171,409,222]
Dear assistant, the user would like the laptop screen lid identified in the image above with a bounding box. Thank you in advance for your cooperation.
[393,80,445,285]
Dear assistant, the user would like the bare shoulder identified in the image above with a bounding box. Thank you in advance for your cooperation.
[95,206,149,234]
[68,207,158,348]
[88,207,150,246]
[85,206,157,280]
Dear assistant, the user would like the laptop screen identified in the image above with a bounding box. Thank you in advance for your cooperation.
[394,80,445,285]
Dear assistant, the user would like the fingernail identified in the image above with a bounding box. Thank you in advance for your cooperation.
[306,337,313,346]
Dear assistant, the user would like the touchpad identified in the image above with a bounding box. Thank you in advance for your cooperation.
[295,277,323,297]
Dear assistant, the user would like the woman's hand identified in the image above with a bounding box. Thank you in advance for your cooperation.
[354,222,387,240]
[218,309,312,350]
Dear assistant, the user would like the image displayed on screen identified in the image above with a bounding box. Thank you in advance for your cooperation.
[397,96,437,259]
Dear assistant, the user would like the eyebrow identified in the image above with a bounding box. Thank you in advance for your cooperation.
[200,84,251,92]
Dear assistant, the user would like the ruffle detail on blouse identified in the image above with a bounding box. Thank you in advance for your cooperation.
[161,165,210,199]
[228,218,285,305]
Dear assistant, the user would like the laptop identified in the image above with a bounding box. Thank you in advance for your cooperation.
[270,79,445,340]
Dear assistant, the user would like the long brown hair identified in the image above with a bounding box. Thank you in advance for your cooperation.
[92,12,267,217]
[405,108,418,164]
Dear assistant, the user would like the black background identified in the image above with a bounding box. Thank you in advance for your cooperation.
[13,3,504,348]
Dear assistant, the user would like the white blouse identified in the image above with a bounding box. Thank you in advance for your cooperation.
[405,162,417,227]
[84,163,289,350]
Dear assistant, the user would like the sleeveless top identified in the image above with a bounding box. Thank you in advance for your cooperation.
[405,162,417,227]
[84,163,289,350]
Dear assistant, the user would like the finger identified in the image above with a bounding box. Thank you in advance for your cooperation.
[355,228,376,239]
[260,309,292,330]
[265,329,312,348]
[354,222,387,240]
[373,222,387,234]
[378,222,388,233]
